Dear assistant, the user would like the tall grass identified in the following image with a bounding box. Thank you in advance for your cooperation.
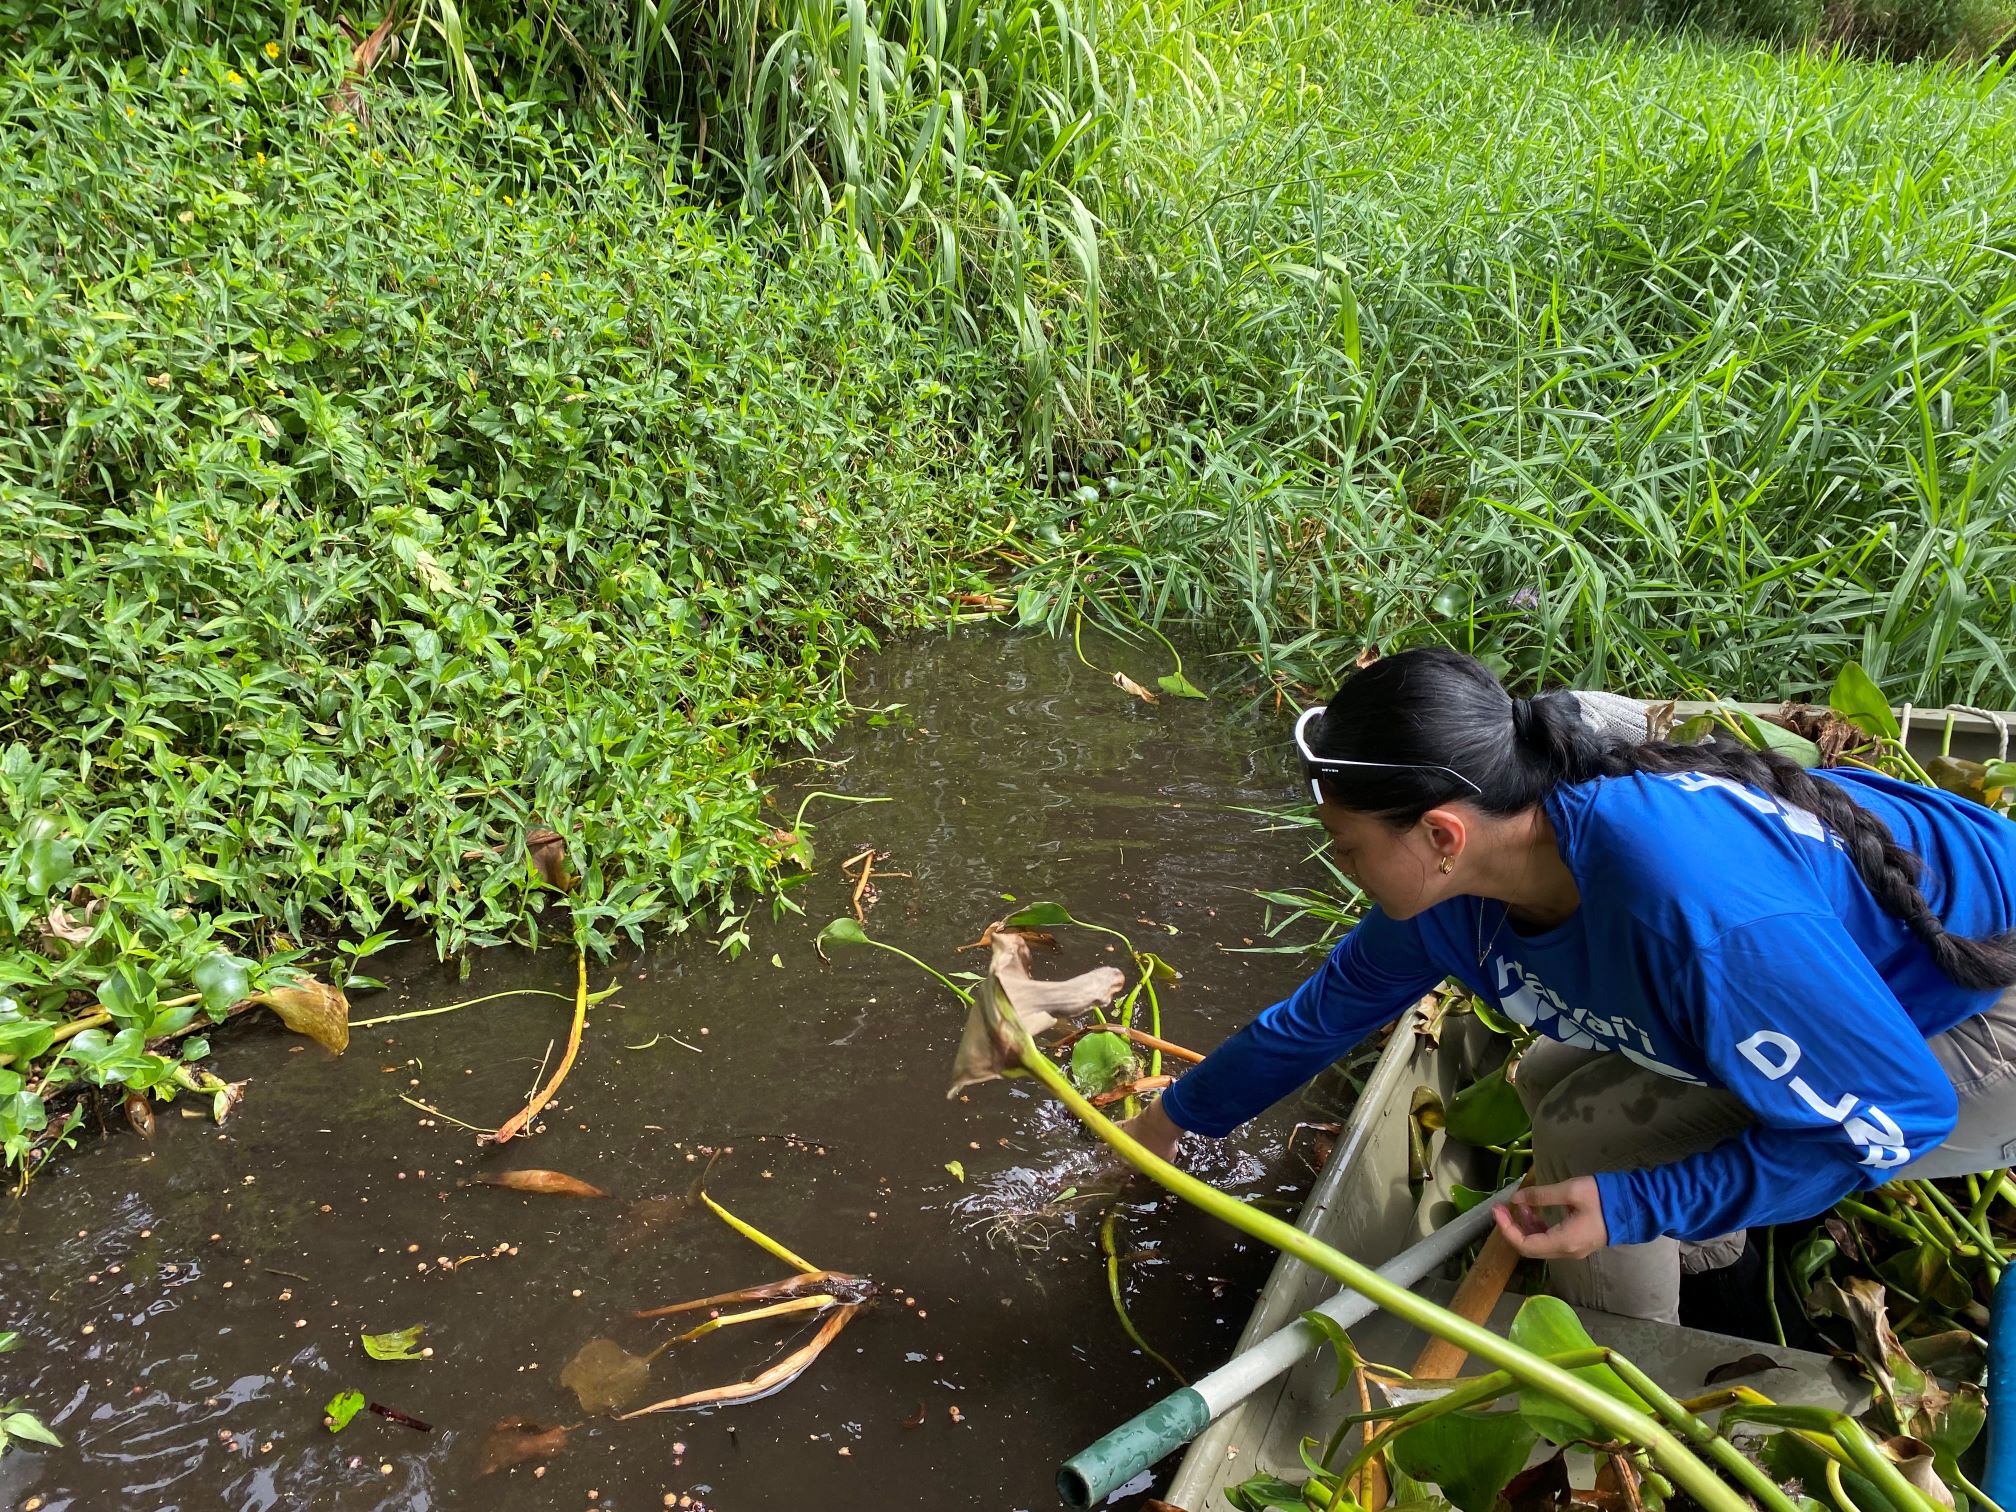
[1020,1,2016,705]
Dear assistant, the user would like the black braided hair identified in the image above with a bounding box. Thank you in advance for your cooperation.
[1307,647,2016,991]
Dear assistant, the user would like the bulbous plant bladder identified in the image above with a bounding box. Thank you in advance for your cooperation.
[947,931,1125,1096]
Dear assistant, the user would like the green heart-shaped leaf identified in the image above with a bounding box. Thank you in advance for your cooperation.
[193,952,252,1014]
[1507,1296,1649,1445]
[1829,662,1900,741]
[1390,1406,1537,1512]
[815,917,869,951]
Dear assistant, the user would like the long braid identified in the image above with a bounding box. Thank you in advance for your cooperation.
[1558,722,2016,992]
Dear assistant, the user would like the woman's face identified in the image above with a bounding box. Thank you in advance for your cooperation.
[1316,801,1455,920]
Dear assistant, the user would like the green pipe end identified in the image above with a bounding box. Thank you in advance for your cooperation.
[1057,1386,1212,1509]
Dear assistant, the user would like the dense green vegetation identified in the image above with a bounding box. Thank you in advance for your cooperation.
[3,0,2014,1173]
[1026,4,2016,701]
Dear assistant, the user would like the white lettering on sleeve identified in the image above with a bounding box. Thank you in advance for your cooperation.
[1733,1025,1912,1169]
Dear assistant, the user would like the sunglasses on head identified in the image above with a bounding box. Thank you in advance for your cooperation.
[1293,705,1484,806]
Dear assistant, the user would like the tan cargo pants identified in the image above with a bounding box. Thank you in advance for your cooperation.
[1512,986,2016,1324]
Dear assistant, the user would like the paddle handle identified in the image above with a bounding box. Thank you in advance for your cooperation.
[1407,1195,1526,1379]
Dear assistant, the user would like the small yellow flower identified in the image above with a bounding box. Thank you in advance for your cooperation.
[265,40,280,58]
[256,151,266,166]
[503,195,513,205]
[227,70,243,84]
[179,67,189,76]
[126,105,135,117]
[346,119,359,134]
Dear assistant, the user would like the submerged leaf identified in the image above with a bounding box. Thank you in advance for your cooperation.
[0,1410,62,1450]
[476,1169,610,1199]
[1069,1031,1136,1096]
[561,1336,654,1414]
[123,1090,156,1140]
[477,1416,570,1475]
[253,977,350,1053]
[362,1325,427,1361]
[325,1390,366,1432]
[613,1193,694,1248]
[947,931,1125,1095]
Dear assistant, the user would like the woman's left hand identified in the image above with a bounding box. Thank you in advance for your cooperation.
[1492,1176,1609,1260]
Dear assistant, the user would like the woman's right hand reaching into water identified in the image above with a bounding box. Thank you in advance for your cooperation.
[1118,1096,1183,1163]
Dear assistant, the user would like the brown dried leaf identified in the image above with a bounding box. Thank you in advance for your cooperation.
[1824,1214,1864,1263]
[39,901,99,946]
[489,952,587,1144]
[618,1304,858,1418]
[947,932,1125,1096]
[252,978,350,1054]
[999,927,1059,950]
[635,1270,867,1319]
[124,1090,156,1139]
[1586,1452,1645,1512]
[561,1337,654,1415]
[1089,1074,1174,1108]
[1499,1450,1574,1512]
[476,1416,570,1475]
[1880,1436,1955,1510]
[1774,704,1883,768]
[477,1169,610,1199]
[333,7,400,118]
[212,1079,248,1124]
[1811,1276,1949,1438]
[1111,671,1159,704]
[526,828,572,891]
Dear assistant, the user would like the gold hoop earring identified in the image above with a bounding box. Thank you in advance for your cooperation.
[1438,856,1454,875]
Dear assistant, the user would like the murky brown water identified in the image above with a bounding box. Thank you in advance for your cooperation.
[0,633,1352,1512]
